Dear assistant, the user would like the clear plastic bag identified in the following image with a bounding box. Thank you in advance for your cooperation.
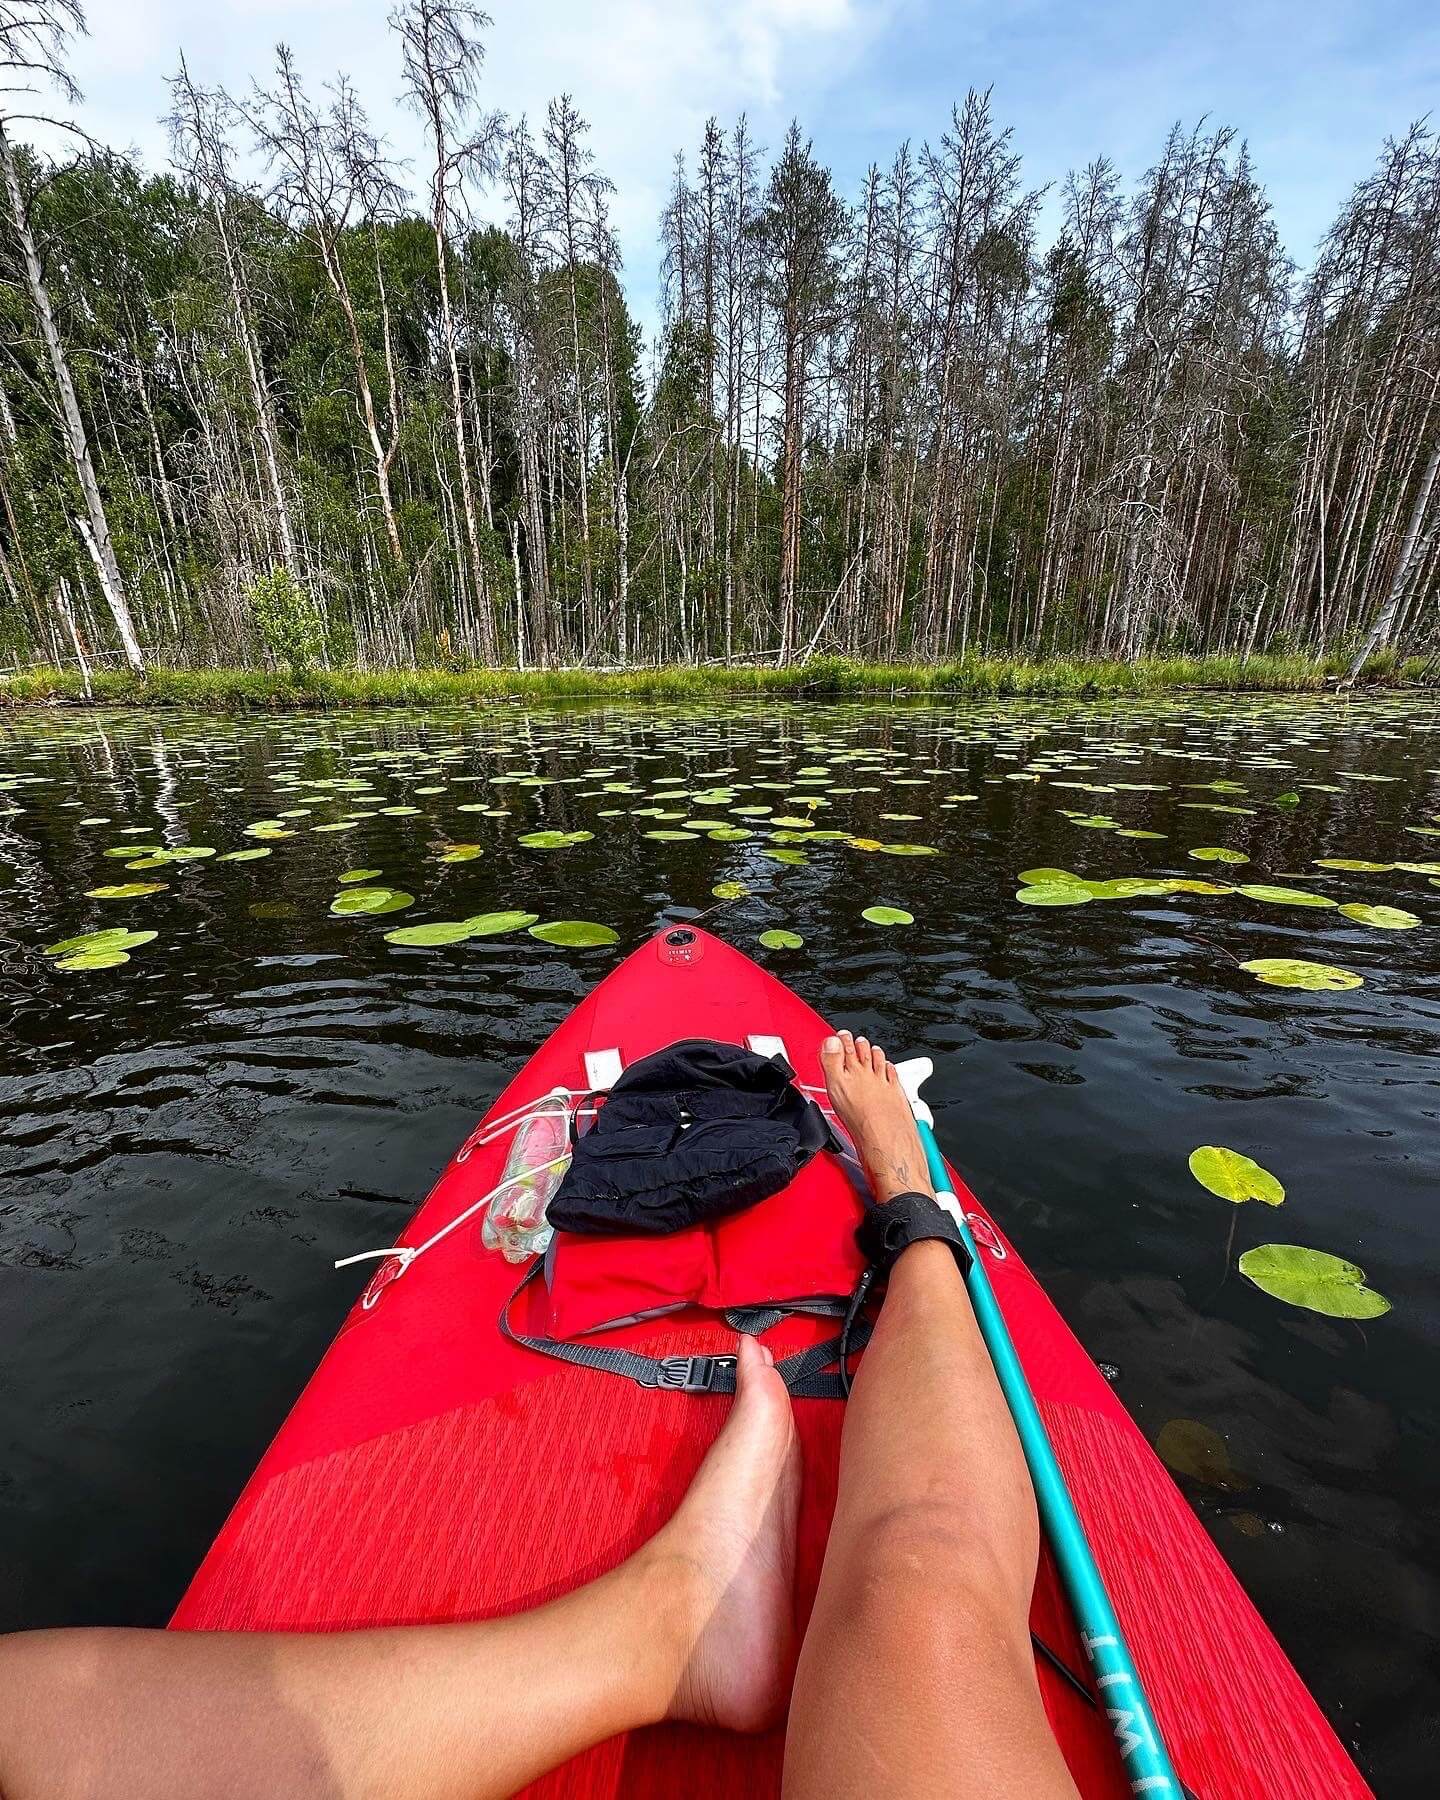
[481,1106,571,1263]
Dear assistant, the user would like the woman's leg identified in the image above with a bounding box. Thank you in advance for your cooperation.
[783,1032,1079,1800]
[0,1337,799,1800]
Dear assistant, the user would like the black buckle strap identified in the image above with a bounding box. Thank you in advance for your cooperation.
[499,1263,868,1400]
[647,1353,738,1393]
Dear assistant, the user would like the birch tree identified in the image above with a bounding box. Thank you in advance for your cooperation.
[0,0,143,670]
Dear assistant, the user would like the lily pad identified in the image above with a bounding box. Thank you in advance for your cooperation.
[55,948,131,971]
[463,911,540,936]
[1018,868,1082,886]
[44,927,156,956]
[1155,1419,1249,1492]
[1313,859,1392,872]
[216,847,272,862]
[529,920,619,947]
[383,921,475,947]
[1238,1244,1391,1319]
[1188,1146,1285,1205]
[84,882,168,899]
[338,869,383,884]
[1189,847,1249,864]
[1016,883,1092,907]
[1240,957,1364,991]
[712,881,750,900]
[758,929,804,949]
[518,829,594,849]
[438,844,484,863]
[1338,903,1419,930]
[877,842,939,856]
[862,905,914,926]
[330,887,414,916]
[1237,885,1336,909]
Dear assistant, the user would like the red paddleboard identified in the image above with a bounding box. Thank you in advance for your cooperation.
[173,927,1369,1799]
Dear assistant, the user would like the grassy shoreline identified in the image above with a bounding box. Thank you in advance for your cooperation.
[0,652,1431,710]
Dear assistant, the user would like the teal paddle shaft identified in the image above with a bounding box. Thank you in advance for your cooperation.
[912,1113,1184,1798]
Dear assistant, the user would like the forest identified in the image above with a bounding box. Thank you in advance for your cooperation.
[0,0,1437,680]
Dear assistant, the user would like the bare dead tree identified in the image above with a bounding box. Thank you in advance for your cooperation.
[392,0,503,654]
[0,0,143,668]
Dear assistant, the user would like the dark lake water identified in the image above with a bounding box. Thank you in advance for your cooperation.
[2,694,1438,1791]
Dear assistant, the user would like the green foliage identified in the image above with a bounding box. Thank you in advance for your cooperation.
[249,569,324,677]
[3,652,1436,712]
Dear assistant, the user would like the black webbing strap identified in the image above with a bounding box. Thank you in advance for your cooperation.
[499,1263,870,1398]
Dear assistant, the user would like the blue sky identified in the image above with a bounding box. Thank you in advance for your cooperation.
[26,0,1440,339]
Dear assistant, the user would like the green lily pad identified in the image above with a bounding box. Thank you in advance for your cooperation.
[463,910,540,935]
[712,881,750,900]
[330,887,415,916]
[1016,883,1092,907]
[438,844,484,863]
[518,830,594,849]
[85,882,168,899]
[1395,861,1440,876]
[55,948,131,971]
[338,869,383,884]
[1238,1244,1391,1319]
[1188,1146,1285,1205]
[1313,859,1392,872]
[249,901,297,920]
[104,844,161,858]
[877,843,939,856]
[216,848,272,862]
[862,905,914,926]
[1237,885,1336,909]
[644,830,698,842]
[383,921,475,947]
[1189,847,1249,864]
[312,821,359,833]
[1338,903,1420,930]
[1082,878,1176,899]
[529,920,619,947]
[1239,957,1364,991]
[763,849,809,865]
[44,927,156,956]
[1018,868,1082,886]
[758,929,804,949]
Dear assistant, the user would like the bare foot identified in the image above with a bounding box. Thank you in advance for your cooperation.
[650,1335,800,1732]
[820,1029,932,1203]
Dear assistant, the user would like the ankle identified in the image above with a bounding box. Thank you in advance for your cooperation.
[628,1541,712,1724]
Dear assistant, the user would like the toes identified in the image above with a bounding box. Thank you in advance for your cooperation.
[871,1044,887,1078]
[855,1035,871,1069]
[820,1034,843,1077]
[838,1028,856,1069]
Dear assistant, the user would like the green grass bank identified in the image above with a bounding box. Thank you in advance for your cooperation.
[1,651,1431,711]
